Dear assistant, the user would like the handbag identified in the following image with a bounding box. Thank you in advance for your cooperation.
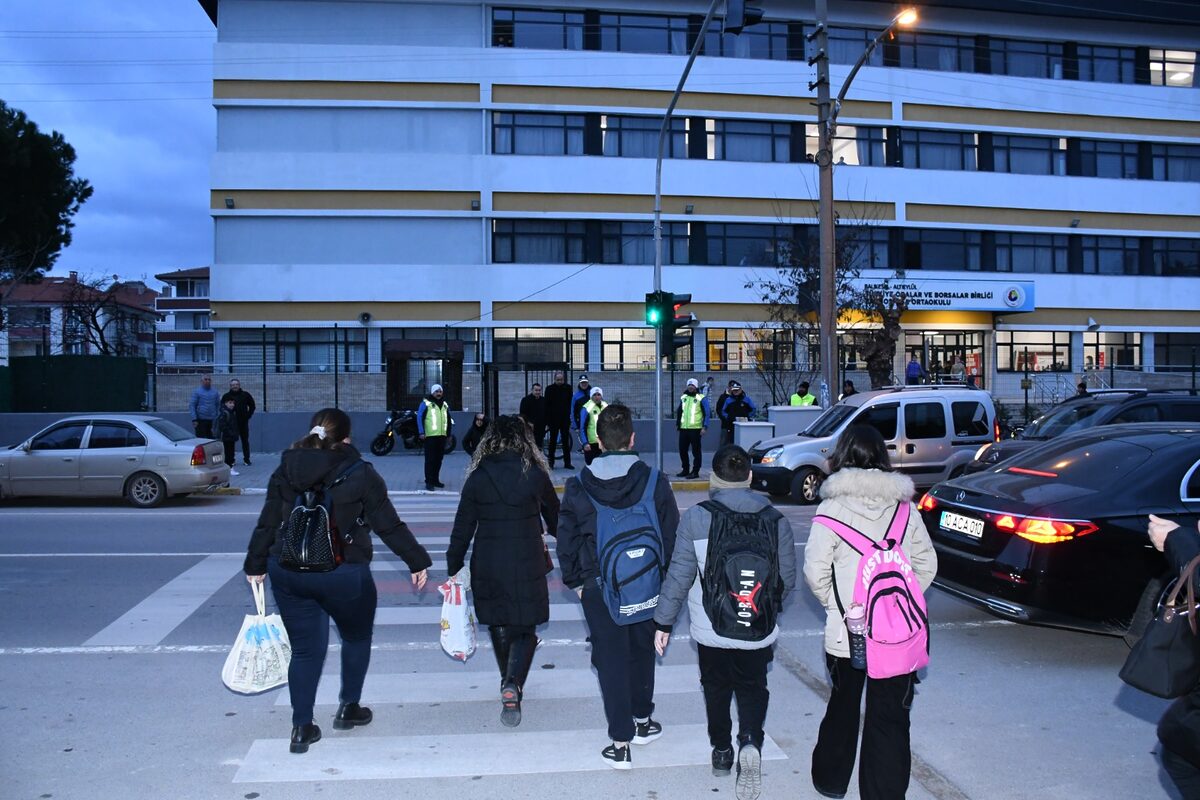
[1120,555,1200,699]
[222,582,292,694]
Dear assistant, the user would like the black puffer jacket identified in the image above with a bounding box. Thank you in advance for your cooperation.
[446,452,560,627]
[244,444,432,575]
[1159,525,1200,772]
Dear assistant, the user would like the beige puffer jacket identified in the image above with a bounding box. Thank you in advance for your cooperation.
[803,468,938,658]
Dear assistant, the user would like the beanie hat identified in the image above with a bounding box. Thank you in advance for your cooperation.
[686,378,699,388]
[431,383,443,393]
[591,387,603,398]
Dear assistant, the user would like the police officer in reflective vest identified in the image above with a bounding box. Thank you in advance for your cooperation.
[675,378,711,479]
[578,386,608,466]
[789,381,817,406]
[417,383,454,491]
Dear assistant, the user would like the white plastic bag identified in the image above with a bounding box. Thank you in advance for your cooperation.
[222,581,292,694]
[438,567,476,662]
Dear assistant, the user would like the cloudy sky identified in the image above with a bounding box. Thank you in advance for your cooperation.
[2,1,216,284]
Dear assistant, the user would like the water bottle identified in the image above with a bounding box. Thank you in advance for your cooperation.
[845,603,868,671]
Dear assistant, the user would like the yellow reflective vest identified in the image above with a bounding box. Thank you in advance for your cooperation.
[582,399,607,445]
[679,394,705,429]
[790,392,816,406]
[423,401,449,437]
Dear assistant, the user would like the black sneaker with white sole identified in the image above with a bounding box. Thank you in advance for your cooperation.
[631,718,662,745]
[601,743,632,770]
[712,746,734,776]
[736,743,762,800]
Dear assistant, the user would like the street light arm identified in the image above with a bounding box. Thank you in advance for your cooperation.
[828,13,910,135]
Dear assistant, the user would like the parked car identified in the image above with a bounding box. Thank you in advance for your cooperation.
[919,423,1200,642]
[748,386,998,503]
[0,415,230,508]
[968,389,1200,473]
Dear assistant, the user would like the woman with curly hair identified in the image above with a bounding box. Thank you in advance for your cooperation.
[446,414,560,727]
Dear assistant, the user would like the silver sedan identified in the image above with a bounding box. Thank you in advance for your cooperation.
[0,415,230,508]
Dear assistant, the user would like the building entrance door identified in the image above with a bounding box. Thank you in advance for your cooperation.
[384,339,463,411]
[906,331,986,388]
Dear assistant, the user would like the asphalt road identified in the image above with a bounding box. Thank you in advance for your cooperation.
[0,492,1180,799]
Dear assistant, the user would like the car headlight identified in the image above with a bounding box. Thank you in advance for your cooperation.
[760,446,784,465]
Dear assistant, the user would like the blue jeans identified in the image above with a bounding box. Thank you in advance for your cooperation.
[267,560,377,726]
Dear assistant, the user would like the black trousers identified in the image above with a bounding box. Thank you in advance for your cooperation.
[546,421,573,466]
[267,560,377,727]
[812,654,916,800]
[489,625,537,692]
[719,427,734,447]
[1160,695,1200,799]
[237,421,251,463]
[423,436,446,485]
[678,428,703,474]
[195,419,214,438]
[583,442,599,465]
[698,644,772,750]
[223,440,236,467]
[580,582,656,742]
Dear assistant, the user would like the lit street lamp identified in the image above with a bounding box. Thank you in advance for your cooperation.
[813,3,917,399]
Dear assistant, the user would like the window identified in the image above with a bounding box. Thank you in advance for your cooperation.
[822,27,884,67]
[839,226,890,271]
[493,113,585,156]
[894,32,975,73]
[710,120,790,163]
[951,401,990,438]
[853,403,898,440]
[704,21,791,60]
[995,233,1068,274]
[32,423,88,451]
[492,8,584,50]
[87,423,146,449]
[905,402,947,439]
[229,329,365,374]
[1001,439,1151,498]
[1152,144,1200,183]
[900,129,977,171]
[598,13,688,55]
[1168,404,1200,423]
[706,224,793,266]
[602,327,690,370]
[193,344,213,364]
[990,38,1063,79]
[492,328,587,370]
[1081,236,1140,275]
[601,222,687,265]
[192,313,211,331]
[1112,405,1162,424]
[1084,332,1141,369]
[175,279,210,298]
[1077,45,1135,84]
[705,328,793,371]
[901,229,982,271]
[992,135,1066,176]
[5,307,51,327]
[1079,140,1139,179]
[1149,49,1196,87]
[147,419,194,442]
[1152,239,1200,277]
[492,220,585,263]
[1156,333,1200,372]
[995,331,1071,372]
[602,115,686,159]
[805,125,886,166]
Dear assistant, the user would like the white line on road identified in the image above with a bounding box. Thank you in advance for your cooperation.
[375,603,585,624]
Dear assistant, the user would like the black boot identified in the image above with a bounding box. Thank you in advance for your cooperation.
[489,626,512,680]
[332,702,373,730]
[290,723,322,754]
[500,631,535,728]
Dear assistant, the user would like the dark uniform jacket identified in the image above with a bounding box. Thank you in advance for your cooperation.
[220,389,256,425]
[544,382,573,426]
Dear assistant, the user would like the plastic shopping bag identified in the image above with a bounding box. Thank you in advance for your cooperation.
[222,581,292,694]
[438,567,477,662]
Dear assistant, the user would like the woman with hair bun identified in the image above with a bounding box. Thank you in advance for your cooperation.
[245,408,431,754]
[447,414,560,727]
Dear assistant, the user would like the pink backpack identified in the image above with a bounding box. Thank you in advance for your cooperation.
[813,502,929,679]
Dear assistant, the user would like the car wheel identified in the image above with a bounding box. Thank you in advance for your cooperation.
[790,467,824,505]
[126,472,167,509]
[1124,575,1167,648]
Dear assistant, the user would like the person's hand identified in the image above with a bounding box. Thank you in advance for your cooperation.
[418,433,425,441]
[654,630,670,656]
[246,574,265,586]
[575,587,583,599]
[583,443,591,452]
[1149,514,1182,552]
[412,569,428,590]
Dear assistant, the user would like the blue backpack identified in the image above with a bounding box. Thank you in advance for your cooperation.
[581,468,665,625]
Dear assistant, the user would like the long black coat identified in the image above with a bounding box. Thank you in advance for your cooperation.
[446,452,560,627]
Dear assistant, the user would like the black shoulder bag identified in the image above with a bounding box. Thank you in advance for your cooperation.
[1120,555,1200,699]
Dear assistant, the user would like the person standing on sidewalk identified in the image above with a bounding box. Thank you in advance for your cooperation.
[519,382,547,456]
[717,382,756,448]
[803,425,937,800]
[214,397,241,475]
[789,381,817,406]
[221,378,257,466]
[557,403,680,769]
[446,415,560,728]
[675,377,710,479]
[571,375,592,436]
[543,370,575,470]
[578,386,608,466]
[189,374,220,438]
[417,384,453,491]
[244,408,431,754]
[654,444,796,800]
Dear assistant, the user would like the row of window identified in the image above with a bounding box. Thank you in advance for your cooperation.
[491,8,1197,87]
[492,112,1200,182]
[491,219,1200,277]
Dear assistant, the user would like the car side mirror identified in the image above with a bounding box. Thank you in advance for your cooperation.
[20,440,32,452]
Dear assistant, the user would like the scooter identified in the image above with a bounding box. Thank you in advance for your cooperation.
[370,410,457,456]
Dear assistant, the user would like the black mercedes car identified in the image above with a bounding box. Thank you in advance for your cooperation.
[920,424,1200,640]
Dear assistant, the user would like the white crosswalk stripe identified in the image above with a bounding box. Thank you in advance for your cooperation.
[375,603,583,624]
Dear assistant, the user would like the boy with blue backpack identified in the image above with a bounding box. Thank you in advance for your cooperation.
[556,403,680,769]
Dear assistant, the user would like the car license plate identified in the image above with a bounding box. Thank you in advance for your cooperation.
[941,510,984,539]
[211,454,222,464]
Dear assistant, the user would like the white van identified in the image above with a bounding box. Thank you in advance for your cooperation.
[748,386,999,503]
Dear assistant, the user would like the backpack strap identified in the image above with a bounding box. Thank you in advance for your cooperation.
[327,458,364,489]
[812,514,877,556]
[882,502,911,547]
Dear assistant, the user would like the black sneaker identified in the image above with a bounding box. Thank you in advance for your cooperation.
[601,743,632,770]
[631,718,662,745]
[736,743,762,800]
[243,460,252,466]
[332,702,372,730]
[500,681,522,728]
[712,746,734,776]
[675,469,690,478]
[289,723,321,754]
[688,472,700,480]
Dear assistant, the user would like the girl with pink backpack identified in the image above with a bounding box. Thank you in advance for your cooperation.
[803,425,938,800]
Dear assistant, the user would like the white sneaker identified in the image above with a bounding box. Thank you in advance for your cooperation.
[229,469,239,476]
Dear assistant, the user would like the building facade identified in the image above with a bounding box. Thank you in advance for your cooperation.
[195,0,1200,414]
[154,267,213,369]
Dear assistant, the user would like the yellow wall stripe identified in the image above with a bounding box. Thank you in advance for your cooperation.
[212,190,479,211]
[213,80,481,102]
[908,203,1200,233]
[212,302,480,323]
[903,102,1200,139]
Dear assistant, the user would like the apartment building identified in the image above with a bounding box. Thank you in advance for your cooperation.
[154,267,213,369]
[195,0,1200,412]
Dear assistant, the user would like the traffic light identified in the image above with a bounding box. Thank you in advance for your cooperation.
[644,291,667,326]
[724,0,764,35]
[662,292,698,359]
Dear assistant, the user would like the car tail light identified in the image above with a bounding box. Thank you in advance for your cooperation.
[917,492,937,512]
[993,419,1001,442]
[995,513,1098,544]
[190,445,206,467]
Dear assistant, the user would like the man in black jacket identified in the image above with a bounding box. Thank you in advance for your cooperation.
[543,371,575,470]
[556,403,680,769]
[221,378,257,466]
[519,383,547,456]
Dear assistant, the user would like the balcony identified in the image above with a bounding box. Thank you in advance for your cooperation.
[155,296,210,312]
[156,330,214,344]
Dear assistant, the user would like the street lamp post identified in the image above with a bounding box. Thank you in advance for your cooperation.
[814,3,917,400]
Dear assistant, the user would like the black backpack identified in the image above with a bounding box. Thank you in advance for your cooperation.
[699,499,784,641]
[278,459,365,573]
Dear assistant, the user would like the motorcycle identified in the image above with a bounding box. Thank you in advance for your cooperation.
[370,410,457,456]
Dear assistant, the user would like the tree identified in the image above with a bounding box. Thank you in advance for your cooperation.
[60,274,153,357]
[0,100,93,288]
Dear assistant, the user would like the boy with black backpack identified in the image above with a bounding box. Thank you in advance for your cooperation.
[653,445,796,800]
[557,403,680,770]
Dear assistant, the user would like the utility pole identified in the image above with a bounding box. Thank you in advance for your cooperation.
[814,0,838,408]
